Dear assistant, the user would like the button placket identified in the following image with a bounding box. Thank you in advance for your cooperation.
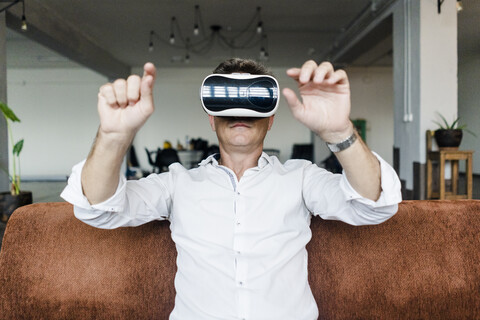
[233,184,247,287]
[232,180,250,320]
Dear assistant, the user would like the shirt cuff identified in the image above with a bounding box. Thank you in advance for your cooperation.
[60,160,127,213]
[339,151,402,208]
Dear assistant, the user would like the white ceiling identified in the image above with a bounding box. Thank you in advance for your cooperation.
[4,0,479,71]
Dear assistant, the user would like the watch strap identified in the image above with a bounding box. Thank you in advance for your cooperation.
[326,131,357,153]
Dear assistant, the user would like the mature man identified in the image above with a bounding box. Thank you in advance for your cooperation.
[62,58,401,319]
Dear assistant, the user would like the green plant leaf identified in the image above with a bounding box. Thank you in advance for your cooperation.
[465,128,478,138]
[450,118,460,129]
[433,120,446,129]
[13,139,24,156]
[0,102,21,122]
[438,113,450,129]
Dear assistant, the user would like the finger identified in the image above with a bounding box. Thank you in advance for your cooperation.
[143,62,157,88]
[299,60,318,84]
[326,69,349,85]
[282,88,304,119]
[99,84,119,108]
[313,61,334,83]
[113,79,128,108]
[140,62,156,109]
[127,75,141,105]
[286,67,301,80]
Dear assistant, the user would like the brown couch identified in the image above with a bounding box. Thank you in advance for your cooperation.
[1,200,480,319]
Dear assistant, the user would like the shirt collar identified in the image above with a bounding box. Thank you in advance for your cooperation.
[200,152,273,169]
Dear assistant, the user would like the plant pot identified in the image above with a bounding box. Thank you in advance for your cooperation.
[434,129,463,149]
[0,191,33,223]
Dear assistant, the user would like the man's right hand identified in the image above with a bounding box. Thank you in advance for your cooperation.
[98,62,156,140]
[81,63,156,205]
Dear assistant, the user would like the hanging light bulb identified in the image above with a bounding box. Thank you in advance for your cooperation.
[21,0,27,32]
[256,21,263,34]
[21,14,27,32]
[260,47,266,58]
[256,7,263,34]
[193,5,200,36]
[148,31,154,52]
[170,17,176,45]
[456,0,463,12]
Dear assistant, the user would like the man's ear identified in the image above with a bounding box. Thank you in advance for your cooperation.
[208,115,216,131]
[267,115,275,131]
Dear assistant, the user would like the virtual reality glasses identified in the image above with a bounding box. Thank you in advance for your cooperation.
[200,73,279,117]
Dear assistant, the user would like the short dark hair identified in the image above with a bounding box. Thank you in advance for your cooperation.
[213,58,273,76]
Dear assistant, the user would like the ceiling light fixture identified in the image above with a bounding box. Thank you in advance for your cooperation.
[0,0,27,32]
[21,0,27,31]
[148,5,268,64]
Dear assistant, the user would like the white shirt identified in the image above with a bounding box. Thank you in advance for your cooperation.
[61,152,401,320]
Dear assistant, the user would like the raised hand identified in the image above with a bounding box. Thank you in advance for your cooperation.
[81,63,156,204]
[98,63,156,139]
[282,60,353,143]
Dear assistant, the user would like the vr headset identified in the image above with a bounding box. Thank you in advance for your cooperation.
[200,73,280,117]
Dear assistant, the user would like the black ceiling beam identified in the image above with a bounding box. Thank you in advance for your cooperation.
[5,0,130,79]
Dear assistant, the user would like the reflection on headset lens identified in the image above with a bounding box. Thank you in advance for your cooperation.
[202,76,278,113]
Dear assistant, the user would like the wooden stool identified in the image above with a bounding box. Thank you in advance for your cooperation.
[426,130,474,200]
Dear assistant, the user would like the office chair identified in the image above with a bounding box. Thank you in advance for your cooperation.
[145,148,160,173]
[155,148,181,172]
[291,144,314,161]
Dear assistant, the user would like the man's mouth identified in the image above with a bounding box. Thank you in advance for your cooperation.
[225,117,262,128]
[231,122,250,128]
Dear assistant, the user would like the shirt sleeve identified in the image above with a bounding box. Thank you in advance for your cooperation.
[303,152,402,226]
[61,160,172,229]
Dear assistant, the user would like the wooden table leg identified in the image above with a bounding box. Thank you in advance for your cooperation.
[427,157,432,199]
[467,154,473,199]
[439,154,445,200]
[452,160,458,196]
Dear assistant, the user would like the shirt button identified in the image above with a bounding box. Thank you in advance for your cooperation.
[236,222,241,226]
[238,281,244,286]
[236,251,241,255]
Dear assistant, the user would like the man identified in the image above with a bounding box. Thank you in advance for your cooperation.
[62,58,401,319]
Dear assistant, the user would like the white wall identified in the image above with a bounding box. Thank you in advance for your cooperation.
[315,67,394,166]
[7,68,107,180]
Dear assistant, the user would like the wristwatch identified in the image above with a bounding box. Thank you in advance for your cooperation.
[326,131,357,153]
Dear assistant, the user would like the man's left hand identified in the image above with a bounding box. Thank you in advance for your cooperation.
[283,60,353,143]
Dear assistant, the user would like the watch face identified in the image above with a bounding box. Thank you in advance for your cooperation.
[200,74,279,117]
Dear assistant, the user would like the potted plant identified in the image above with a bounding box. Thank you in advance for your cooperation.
[433,113,476,149]
[0,101,32,223]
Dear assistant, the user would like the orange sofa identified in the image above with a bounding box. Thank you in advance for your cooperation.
[1,201,480,319]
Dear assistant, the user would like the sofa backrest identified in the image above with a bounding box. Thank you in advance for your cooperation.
[0,202,176,319]
[1,200,480,319]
